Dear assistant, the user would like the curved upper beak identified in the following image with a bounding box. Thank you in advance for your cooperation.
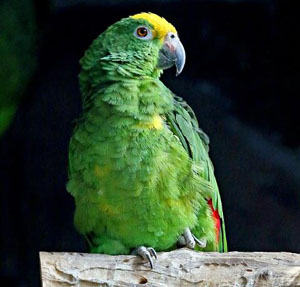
[157,32,186,76]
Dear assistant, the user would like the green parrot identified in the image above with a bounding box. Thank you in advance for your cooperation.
[67,12,227,268]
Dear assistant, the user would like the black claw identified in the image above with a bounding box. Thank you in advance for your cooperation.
[146,253,154,269]
[149,248,158,259]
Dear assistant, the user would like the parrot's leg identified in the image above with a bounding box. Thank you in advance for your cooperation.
[131,246,157,269]
[178,227,207,249]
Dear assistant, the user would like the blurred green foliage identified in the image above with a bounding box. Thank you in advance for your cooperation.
[0,0,37,135]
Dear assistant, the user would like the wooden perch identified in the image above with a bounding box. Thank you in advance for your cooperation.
[40,249,300,287]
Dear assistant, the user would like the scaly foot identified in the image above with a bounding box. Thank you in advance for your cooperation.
[178,227,207,249]
[131,246,157,269]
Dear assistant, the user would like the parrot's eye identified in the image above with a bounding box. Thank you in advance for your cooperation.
[134,26,153,40]
[137,27,148,37]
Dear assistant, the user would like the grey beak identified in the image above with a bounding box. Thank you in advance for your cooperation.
[157,32,186,76]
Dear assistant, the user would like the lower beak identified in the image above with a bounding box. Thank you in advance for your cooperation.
[157,32,186,76]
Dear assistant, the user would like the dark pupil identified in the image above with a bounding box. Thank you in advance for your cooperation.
[139,28,147,36]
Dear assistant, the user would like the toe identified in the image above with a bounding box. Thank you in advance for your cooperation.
[178,228,207,249]
[146,253,154,269]
[178,235,186,246]
[186,239,195,249]
[148,247,158,259]
[183,228,196,249]
[192,235,207,248]
[131,246,157,269]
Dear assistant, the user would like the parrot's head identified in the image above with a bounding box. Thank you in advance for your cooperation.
[80,12,185,84]
[128,12,185,76]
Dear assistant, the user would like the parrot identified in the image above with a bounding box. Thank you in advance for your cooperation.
[67,12,227,268]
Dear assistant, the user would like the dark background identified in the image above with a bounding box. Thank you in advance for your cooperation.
[1,0,300,286]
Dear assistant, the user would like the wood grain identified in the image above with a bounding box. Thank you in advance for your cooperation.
[40,249,300,286]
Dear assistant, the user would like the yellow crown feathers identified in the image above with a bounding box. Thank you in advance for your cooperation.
[131,12,177,41]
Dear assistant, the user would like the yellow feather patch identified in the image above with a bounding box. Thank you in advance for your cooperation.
[131,12,177,41]
[98,203,117,215]
[94,165,110,178]
[151,114,163,129]
[136,114,163,130]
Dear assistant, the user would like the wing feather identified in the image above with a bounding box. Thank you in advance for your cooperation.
[166,95,227,252]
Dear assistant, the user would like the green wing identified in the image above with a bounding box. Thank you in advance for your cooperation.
[165,95,228,252]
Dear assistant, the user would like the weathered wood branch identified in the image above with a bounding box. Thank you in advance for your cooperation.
[40,249,300,287]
